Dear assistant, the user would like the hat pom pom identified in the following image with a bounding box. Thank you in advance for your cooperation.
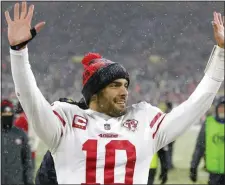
[81,53,102,67]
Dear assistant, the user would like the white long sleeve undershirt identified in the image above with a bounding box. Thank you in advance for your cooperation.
[153,74,222,151]
[10,47,63,149]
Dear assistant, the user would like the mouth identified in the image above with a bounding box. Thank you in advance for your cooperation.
[115,100,126,107]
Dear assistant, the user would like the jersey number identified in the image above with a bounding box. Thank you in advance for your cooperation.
[82,139,136,184]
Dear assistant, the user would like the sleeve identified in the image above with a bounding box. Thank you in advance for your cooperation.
[10,47,65,150]
[27,122,40,153]
[21,133,34,185]
[191,123,206,169]
[147,46,223,152]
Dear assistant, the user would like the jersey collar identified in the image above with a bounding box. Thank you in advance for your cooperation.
[85,109,113,120]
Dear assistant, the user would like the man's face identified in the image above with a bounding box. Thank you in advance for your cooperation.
[96,79,129,117]
[218,103,225,119]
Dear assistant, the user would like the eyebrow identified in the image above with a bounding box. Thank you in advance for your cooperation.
[112,81,128,86]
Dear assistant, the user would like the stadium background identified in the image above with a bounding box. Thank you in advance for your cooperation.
[1,1,224,184]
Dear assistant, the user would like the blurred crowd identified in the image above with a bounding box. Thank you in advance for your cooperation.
[2,1,224,105]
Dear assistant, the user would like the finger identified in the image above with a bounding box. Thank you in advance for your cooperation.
[34,21,46,33]
[214,12,220,25]
[218,13,223,25]
[25,4,34,23]
[212,21,218,32]
[20,1,27,19]
[14,3,20,21]
[5,11,12,24]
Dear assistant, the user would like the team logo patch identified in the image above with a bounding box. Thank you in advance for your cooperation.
[104,123,111,130]
[72,115,88,130]
[122,119,138,132]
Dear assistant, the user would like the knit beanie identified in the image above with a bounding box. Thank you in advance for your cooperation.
[81,53,130,105]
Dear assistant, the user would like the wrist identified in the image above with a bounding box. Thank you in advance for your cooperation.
[10,46,28,56]
[218,43,224,49]
[19,46,26,50]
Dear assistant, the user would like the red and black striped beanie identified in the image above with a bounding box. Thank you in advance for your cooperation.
[81,53,130,105]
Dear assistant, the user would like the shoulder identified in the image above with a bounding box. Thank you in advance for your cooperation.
[127,101,164,127]
[50,100,86,129]
[51,100,83,113]
[129,101,162,113]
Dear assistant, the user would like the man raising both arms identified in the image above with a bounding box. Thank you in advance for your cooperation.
[5,1,224,184]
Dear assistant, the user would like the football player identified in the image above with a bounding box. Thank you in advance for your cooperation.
[5,1,224,184]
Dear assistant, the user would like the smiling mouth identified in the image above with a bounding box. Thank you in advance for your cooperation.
[114,97,127,106]
[117,102,125,104]
[115,101,126,106]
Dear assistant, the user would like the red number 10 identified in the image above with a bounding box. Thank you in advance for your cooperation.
[82,139,136,184]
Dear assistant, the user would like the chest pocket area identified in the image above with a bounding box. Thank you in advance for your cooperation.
[11,137,23,162]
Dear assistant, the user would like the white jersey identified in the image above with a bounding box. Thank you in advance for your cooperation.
[9,46,224,184]
[51,101,163,184]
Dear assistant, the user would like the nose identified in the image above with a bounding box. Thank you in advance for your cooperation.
[120,86,128,97]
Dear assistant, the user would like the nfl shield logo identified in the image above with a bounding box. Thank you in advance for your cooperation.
[104,123,111,130]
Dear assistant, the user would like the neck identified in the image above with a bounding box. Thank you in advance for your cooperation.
[89,101,115,117]
[89,101,105,114]
[89,101,124,118]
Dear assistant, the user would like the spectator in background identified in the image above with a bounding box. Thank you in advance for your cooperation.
[165,101,175,170]
[14,101,40,171]
[190,96,225,185]
[148,146,169,185]
[1,99,34,185]
[148,154,158,185]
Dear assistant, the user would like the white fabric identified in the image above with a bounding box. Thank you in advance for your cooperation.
[204,45,224,82]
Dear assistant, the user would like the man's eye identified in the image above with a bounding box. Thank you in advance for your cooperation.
[110,83,116,87]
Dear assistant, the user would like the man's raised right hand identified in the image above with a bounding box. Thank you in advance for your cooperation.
[4,1,45,47]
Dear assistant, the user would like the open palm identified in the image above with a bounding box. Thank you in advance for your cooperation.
[5,1,45,46]
[212,12,224,48]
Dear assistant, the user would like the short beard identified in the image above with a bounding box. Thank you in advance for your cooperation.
[108,107,127,117]
[97,93,126,117]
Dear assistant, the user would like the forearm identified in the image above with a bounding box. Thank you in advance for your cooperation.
[161,76,220,142]
[155,46,224,149]
[10,47,61,148]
